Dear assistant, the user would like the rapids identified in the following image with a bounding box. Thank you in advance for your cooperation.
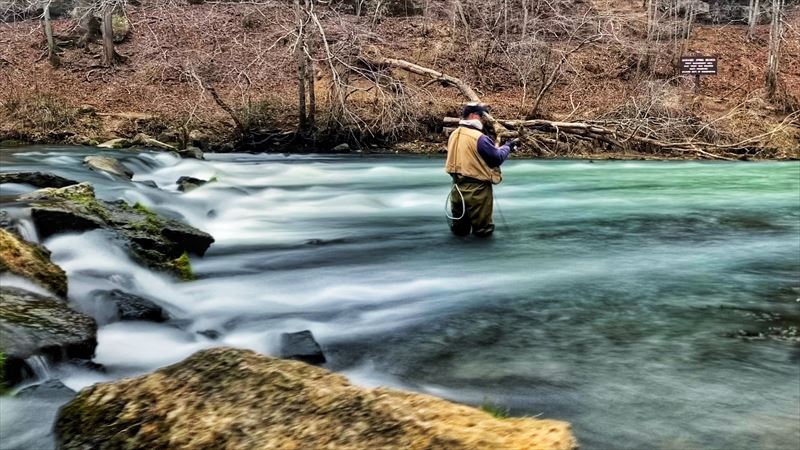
[1,146,799,449]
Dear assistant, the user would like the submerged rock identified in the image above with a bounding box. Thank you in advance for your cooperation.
[280,330,326,365]
[0,287,97,387]
[90,289,169,322]
[16,379,76,400]
[176,176,208,193]
[0,229,68,297]
[55,348,577,450]
[197,329,221,340]
[84,155,134,180]
[21,183,214,277]
[0,172,78,189]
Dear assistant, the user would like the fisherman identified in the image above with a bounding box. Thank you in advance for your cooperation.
[445,102,518,237]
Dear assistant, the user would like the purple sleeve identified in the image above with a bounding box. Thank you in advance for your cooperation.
[477,135,510,168]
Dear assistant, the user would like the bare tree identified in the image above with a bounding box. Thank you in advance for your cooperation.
[766,0,784,99]
[72,0,126,66]
[748,0,761,40]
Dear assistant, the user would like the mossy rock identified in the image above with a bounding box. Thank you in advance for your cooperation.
[0,172,77,188]
[0,287,97,388]
[21,183,214,279]
[0,229,68,297]
[56,348,577,450]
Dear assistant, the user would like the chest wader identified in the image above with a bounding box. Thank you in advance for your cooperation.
[448,174,495,237]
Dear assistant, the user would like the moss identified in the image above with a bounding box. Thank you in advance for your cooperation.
[208,175,219,182]
[479,399,509,419]
[0,229,68,297]
[171,252,194,281]
[128,202,163,234]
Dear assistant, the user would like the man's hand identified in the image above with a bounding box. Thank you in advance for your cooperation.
[505,139,521,152]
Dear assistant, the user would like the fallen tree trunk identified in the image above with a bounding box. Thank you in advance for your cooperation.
[359,54,508,139]
[360,53,762,160]
[445,117,741,160]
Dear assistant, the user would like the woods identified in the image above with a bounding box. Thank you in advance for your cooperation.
[0,0,797,157]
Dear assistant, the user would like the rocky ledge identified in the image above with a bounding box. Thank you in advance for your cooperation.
[56,348,577,450]
[20,182,214,278]
[0,287,97,387]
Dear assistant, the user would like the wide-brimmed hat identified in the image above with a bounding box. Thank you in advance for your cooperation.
[461,102,490,118]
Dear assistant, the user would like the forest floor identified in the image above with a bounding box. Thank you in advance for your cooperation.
[0,0,798,158]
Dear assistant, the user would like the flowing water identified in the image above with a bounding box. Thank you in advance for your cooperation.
[1,146,799,449]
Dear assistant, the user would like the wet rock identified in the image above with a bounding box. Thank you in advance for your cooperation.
[21,183,214,277]
[176,176,208,193]
[55,348,577,450]
[90,289,169,322]
[137,180,159,189]
[83,155,133,180]
[0,210,16,233]
[279,330,326,365]
[0,287,97,388]
[0,229,68,297]
[68,359,107,373]
[16,379,76,400]
[0,171,79,189]
[197,329,221,340]
[332,143,350,152]
[96,138,132,149]
[176,146,204,160]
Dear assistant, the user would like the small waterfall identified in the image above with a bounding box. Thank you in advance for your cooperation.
[17,217,39,243]
[24,355,53,381]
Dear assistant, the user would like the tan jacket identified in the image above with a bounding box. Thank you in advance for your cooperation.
[445,126,502,184]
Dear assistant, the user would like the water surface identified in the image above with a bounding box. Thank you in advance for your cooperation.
[1,147,798,449]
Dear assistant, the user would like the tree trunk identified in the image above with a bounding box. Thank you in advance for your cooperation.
[43,5,59,67]
[748,0,760,41]
[307,44,316,130]
[766,0,783,99]
[295,0,308,134]
[101,5,115,67]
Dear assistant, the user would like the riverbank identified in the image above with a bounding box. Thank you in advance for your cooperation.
[1,1,798,159]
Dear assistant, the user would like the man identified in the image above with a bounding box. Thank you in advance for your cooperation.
[445,102,518,237]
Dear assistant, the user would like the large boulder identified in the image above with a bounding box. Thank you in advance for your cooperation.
[0,172,78,189]
[0,229,68,297]
[21,183,214,277]
[56,348,577,450]
[83,155,134,180]
[0,287,97,387]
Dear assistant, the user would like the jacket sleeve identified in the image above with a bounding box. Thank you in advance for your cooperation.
[476,135,511,168]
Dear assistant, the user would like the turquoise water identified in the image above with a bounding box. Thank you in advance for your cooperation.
[1,148,799,449]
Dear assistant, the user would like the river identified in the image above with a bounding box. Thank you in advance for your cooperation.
[1,146,799,449]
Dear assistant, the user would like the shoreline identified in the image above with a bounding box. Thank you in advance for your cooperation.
[2,139,798,162]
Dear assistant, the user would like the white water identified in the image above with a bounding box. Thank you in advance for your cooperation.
[1,147,799,449]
